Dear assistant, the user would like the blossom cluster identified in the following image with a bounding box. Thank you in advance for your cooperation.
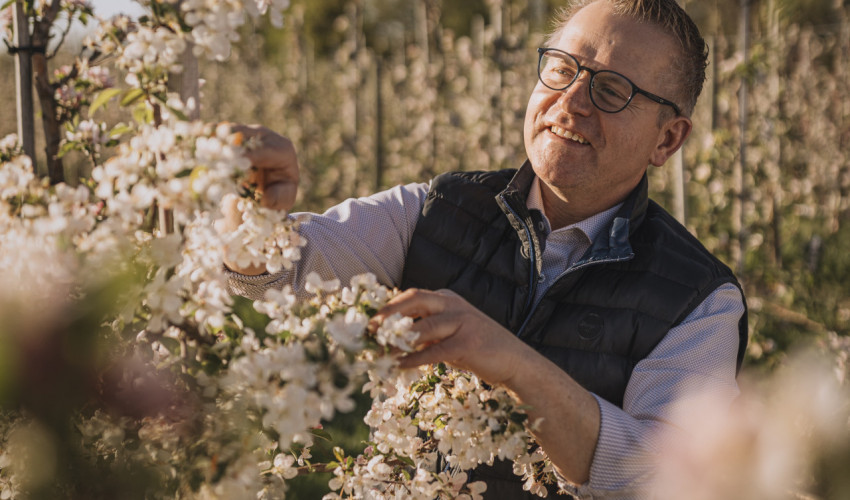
[324,359,554,500]
[82,0,291,94]
[653,350,850,500]
[0,145,99,303]
[0,134,22,162]
[53,62,115,123]
[83,14,132,60]
[3,0,547,497]
[279,276,555,500]
[0,5,12,41]
[91,115,306,335]
[118,25,188,77]
[182,0,291,61]
[0,130,295,498]
[0,130,545,498]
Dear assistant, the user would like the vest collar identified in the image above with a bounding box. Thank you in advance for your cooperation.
[499,160,650,264]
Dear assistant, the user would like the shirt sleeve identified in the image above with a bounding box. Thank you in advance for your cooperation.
[558,282,745,499]
[226,182,429,300]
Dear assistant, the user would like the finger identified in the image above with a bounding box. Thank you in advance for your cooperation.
[406,313,463,349]
[231,125,299,212]
[219,193,241,226]
[261,181,298,211]
[240,128,298,173]
[213,218,227,235]
[262,159,299,184]
[370,289,448,329]
[398,341,454,369]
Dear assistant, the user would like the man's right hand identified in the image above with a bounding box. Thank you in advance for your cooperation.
[217,124,300,275]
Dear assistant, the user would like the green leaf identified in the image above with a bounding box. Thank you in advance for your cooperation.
[108,122,134,138]
[509,411,528,424]
[167,105,189,122]
[121,88,146,107]
[56,141,78,159]
[201,354,223,375]
[433,414,447,430]
[231,295,271,335]
[310,427,333,442]
[158,337,181,355]
[333,446,345,462]
[88,87,122,116]
[132,102,153,125]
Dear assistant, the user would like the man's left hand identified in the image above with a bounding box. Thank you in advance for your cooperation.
[371,288,529,387]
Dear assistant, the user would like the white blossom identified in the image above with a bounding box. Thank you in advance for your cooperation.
[118,26,187,74]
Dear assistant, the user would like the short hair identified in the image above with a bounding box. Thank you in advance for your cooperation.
[546,0,708,117]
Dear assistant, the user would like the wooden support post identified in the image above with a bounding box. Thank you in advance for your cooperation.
[160,42,201,234]
[671,148,686,225]
[732,0,750,276]
[375,57,384,191]
[13,1,35,160]
[168,40,201,120]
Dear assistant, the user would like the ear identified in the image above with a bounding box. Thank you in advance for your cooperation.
[649,116,692,167]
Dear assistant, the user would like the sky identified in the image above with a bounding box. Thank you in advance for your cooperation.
[90,0,145,18]
[57,0,146,44]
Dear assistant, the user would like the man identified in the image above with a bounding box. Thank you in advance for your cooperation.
[224,0,747,498]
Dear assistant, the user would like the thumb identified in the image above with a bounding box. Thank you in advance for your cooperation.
[261,181,298,211]
[216,193,242,234]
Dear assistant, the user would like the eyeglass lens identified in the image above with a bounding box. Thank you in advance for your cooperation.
[538,50,634,113]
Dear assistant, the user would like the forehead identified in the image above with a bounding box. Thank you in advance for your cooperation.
[553,1,678,88]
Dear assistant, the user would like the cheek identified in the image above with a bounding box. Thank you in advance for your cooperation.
[523,90,552,148]
[598,120,658,169]
[523,100,540,156]
[523,110,536,155]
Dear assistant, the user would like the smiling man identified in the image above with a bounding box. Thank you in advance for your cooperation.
[225,1,747,498]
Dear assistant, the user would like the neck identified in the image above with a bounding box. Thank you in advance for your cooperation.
[539,182,598,230]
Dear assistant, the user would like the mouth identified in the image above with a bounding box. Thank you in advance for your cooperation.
[549,125,590,146]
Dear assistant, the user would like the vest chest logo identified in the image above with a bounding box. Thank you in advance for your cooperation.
[577,312,605,340]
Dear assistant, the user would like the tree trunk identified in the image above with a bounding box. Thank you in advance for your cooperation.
[30,0,65,184]
[31,52,63,183]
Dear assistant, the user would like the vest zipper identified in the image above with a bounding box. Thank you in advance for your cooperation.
[515,253,634,338]
[499,194,537,321]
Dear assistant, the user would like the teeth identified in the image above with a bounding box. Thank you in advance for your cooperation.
[550,126,588,145]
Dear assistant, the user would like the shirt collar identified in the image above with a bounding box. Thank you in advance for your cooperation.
[526,176,623,244]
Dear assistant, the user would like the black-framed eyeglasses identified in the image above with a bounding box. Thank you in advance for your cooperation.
[536,47,682,116]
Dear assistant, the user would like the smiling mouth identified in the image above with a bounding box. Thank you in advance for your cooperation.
[550,126,589,145]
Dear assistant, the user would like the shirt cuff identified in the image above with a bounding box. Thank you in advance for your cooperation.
[224,266,292,301]
[556,394,660,499]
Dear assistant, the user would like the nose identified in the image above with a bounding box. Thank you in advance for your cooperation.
[555,72,594,116]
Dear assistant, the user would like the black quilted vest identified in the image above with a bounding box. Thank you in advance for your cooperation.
[400,163,747,499]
